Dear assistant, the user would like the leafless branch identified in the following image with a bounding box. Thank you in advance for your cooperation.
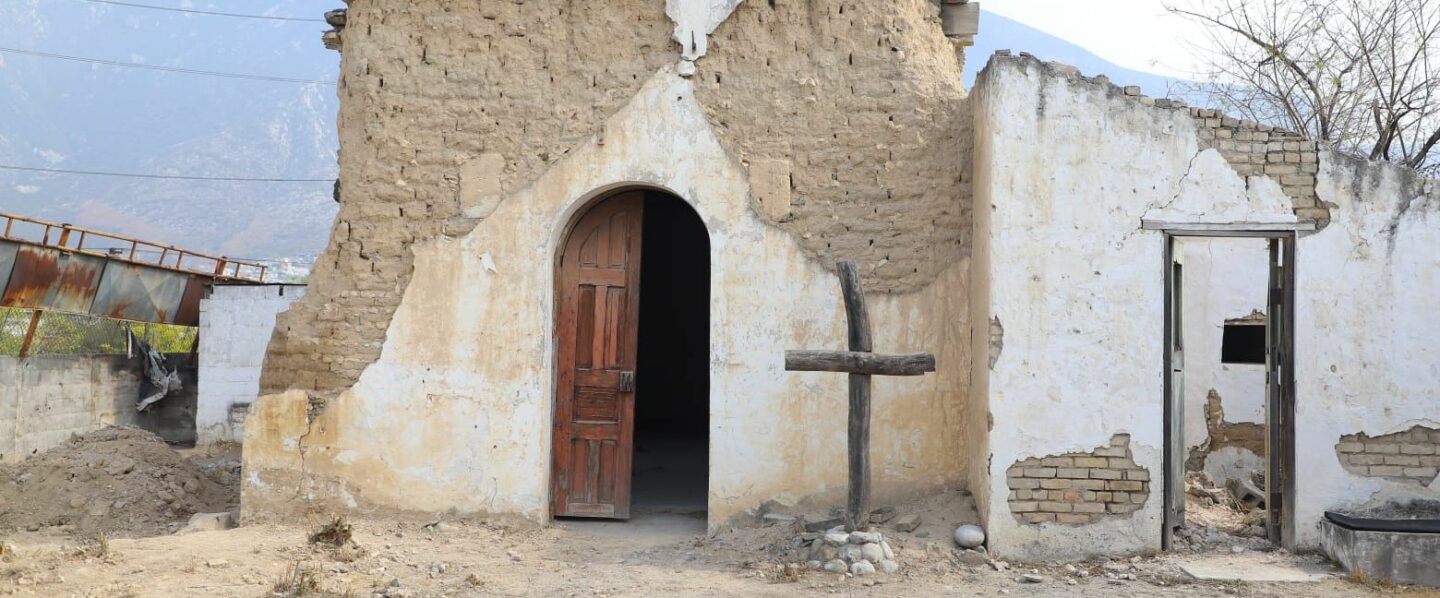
[1167,0,1440,173]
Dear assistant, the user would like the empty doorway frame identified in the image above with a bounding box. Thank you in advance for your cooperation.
[1161,229,1297,551]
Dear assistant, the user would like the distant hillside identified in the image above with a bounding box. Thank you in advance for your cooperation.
[0,0,339,267]
[964,11,1182,98]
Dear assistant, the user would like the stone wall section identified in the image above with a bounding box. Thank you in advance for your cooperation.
[693,0,972,293]
[1336,425,1440,486]
[1006,434,1151,525]
[260,0,676,395]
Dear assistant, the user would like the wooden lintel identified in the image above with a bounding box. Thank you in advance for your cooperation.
[1140,219,1316,232]
[785,350,937,376]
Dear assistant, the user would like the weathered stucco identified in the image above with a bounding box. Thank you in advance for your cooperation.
[970,54,1298,559]
[972,52,1439,558]
[1291,151,1440,547]
[260,0,677,396]
[244,66,973,529]
[692,0,972,293]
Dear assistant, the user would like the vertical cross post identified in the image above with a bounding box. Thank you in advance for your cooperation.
[838,262,873,531]
[784,260,936,533]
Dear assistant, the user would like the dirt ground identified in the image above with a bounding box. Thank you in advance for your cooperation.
[0,428,239,540]
[0,430,1436,597]
[3,512,1438,598]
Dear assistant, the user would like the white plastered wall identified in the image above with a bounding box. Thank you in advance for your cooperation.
[198,284,305,445]
[970,55,1298,559]
[243,65,972,528]
[1291,152,1440,547]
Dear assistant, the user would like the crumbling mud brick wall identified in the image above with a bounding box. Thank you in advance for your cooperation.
[1189,109,1326,226]
[1336,425,1440,486]
[692,0,972,293]
[260,1,676,395]
[1006,435,1150,525]
[1102,80,1329,227]
[1186,389,1265,472]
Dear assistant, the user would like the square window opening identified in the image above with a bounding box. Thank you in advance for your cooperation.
[1221,323,1266,364]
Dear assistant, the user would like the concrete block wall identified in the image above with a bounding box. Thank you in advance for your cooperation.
[0,354,196,462]
[198,284,305,445]
[1005,434,1151,525]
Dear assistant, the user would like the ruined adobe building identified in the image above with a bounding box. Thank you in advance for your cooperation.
[243,0,1440,560]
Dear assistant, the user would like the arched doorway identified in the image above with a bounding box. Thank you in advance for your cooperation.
[551,188,710,521]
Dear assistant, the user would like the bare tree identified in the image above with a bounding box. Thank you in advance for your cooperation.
[1169,0,1440,174]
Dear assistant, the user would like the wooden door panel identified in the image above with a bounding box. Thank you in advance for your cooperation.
[575,387,621,423]
[552,192,643,520]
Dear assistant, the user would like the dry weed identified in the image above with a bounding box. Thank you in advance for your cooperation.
[69,533,113,561]
[271,562,349,598]
[308,516,353,548]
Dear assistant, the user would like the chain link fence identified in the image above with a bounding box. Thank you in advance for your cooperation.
[0,308,197,358]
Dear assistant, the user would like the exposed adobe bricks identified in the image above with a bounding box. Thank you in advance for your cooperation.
[1186,389,1266,472]
[1190,110,1327,227]
[693,0,972,294]
[1336,425,1440,486]
[1007,434,1151,525]
[259,1,676,396]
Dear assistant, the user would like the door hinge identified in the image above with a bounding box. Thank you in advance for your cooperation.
[618,371,635,392]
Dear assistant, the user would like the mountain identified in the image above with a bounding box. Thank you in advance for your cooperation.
[964,11,1182,99]
[0,0,340,270]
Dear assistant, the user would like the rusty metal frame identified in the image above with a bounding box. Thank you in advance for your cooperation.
[0,211,266,282]
[17,309,41,358]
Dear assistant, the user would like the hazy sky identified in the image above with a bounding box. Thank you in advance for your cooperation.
[985,0,1213,78]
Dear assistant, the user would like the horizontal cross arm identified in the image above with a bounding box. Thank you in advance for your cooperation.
[785,350,936,376]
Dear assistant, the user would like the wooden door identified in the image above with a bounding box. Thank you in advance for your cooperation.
[552,192,644,519]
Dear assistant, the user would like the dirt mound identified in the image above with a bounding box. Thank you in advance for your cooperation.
[0,426,235,539]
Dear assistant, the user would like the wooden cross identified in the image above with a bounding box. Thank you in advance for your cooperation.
[785,260,937,531]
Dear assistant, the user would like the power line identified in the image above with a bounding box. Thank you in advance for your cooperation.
[0,47,337,85]
[80,0,326,22]
[0,164,335,183]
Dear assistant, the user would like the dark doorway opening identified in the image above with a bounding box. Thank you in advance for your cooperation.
[632,192,710,516]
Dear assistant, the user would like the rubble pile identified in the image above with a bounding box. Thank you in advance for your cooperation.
[1176,471,1269,549]
[0,426,235,538]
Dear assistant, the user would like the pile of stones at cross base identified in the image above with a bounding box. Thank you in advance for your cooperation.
[798,523,987,576]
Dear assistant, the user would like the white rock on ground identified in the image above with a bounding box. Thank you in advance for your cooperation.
[860,542,884,562]
[954,524,985,548]
[177,512,236,534]
[849,531,882,544]
[850,561,876,576]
